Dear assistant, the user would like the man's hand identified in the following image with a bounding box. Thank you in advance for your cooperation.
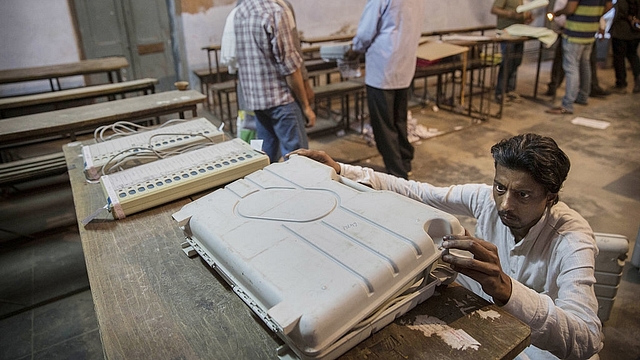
[303,105,316,128]
[287,68,316,127]
[304,79,315,104]
[441,234,513,305]
[523,11,533,24]
[286,149,340,174]
[344,49,360,61]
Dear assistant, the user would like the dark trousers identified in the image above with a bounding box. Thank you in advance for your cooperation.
[611,37,640,87]
[548,40,603,92]
[496,42,524,96]
[548,38,565,92]
[366,85,413,179]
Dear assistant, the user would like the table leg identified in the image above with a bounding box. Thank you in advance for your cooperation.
[533,41,543,99]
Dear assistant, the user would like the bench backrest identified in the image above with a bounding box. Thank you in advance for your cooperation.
[0,78,158,111]
[0,90,206,146]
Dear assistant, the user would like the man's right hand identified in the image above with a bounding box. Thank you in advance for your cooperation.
[286,149,340,174]
[441,235,513,306]
[303,105,316,128]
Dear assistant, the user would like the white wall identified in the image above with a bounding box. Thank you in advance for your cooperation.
[0,0,497,96]
[181,0,497,87]
[0,0,82,96]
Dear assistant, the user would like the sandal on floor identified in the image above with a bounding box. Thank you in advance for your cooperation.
[545,107,573,115]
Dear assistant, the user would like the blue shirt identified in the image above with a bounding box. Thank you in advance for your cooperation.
[352,0,426,89]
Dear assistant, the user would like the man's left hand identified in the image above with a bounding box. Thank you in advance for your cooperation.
[524,11,533,25]
[441,235,513,305]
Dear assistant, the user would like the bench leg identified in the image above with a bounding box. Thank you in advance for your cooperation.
[217,91,224,123]
[225,92,233,133]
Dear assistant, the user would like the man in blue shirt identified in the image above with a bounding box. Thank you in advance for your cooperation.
[348,0,426,180]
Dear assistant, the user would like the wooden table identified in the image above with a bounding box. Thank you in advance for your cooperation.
[62,143,531,360]
[0,57,129,92]
[201,44,224,83]
[0,90,206,147]
[300,34,355,45]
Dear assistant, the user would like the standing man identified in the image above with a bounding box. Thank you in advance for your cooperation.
[491,0,533,104]
[609,0,640,93]
[348,0,426,180]
[545,0,612,99]
[234,0,316,163]
[546,0,613,115]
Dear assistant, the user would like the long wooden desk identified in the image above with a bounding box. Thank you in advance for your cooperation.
[62,142,530,360]
[0,90,206,147]
[0,57,129,92]
[0,78,158,118]
[300,34,354,45]
[413,32,539,121]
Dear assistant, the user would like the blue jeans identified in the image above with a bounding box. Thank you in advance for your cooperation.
[495,42,524,97]
[254,102,307,163]
[561,39,591,112]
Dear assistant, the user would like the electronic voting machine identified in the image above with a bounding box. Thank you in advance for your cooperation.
[100,138,269,219]
[172,155,464,360]
[82,118,224,180]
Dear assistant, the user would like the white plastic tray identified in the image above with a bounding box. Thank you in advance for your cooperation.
[173,155,464,359]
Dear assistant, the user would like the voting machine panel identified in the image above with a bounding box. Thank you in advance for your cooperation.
[172,155,464,359]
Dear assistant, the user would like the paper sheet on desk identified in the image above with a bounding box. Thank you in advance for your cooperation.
[503,24,558,47]
[440,34,493,42]
[416,41,468,61]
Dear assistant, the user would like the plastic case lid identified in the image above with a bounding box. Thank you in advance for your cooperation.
[173,155,464,358]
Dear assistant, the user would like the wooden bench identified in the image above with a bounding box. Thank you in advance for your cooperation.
[301,45,321,60]
[0,152,67,186]
[312,80,365,134]
[0,90,206,148]
[0,90,206,186]
[0,56,129,93]
[305,58,337,73]
[193,67,231,108]
[0,78,158,118]
[300,34,355,45]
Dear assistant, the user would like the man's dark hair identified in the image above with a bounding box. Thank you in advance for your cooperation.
[490,133,570,204]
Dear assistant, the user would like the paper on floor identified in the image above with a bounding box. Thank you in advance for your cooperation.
[571,117,611,130]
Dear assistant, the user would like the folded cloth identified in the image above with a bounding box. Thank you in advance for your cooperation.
[516,0,549,13]
[220,7,239,74]
[503,24,559,48]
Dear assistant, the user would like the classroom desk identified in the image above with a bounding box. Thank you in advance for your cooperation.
[422,33,537,120]
[0,90,206,147]
[0,57,129,92]
[300,34,355,45]
[62,142,531,360]
[200,44,225,84]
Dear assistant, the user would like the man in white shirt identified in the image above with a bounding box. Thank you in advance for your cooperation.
[288,133,602,359]
[347,0,426,180]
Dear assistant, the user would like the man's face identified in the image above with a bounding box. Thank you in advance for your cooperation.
[492,164,554,239]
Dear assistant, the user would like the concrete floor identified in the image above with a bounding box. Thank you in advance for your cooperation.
[1,58,639,359]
